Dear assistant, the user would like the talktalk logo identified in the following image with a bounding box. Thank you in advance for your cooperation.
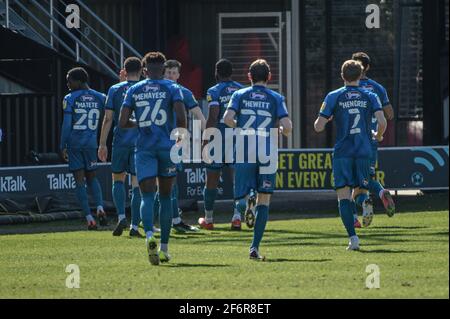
[346,91,361,99]
[47,173,76,190]
[0,176,27,192]
[250,92,267,100]
[143,84,160,93]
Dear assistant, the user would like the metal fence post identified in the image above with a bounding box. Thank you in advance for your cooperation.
[50,0,54,48]
[120,42,124,69]
[6,0,10,28]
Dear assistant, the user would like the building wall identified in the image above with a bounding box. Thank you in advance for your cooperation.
[302,0,395,148]
[176,0,291,91]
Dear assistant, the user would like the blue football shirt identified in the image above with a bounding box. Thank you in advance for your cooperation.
[359,78,390,147]
[105,80,139,148]
[319,86,382,159]
[227,85,289,161]
[62,89,106,149]
[179,85,199,111]
[122,79,184,151]
[206,81,244,134]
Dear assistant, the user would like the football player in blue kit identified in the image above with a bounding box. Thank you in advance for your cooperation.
[199,59,246,231]
[314,60,387,250]
[352,52,396,227]
[98,57,145,238]
[223,59,292,260]
[119,52,187,265]
[60,67,107,230]
[152,59,205,233]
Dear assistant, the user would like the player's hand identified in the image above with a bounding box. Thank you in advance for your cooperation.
[201,140,213,164]
[202,147,212,164]
[98,145,108,162]
[372,130,384,142]
[119,69,127,82]
[60,149,68,163]
[328,115,334,122]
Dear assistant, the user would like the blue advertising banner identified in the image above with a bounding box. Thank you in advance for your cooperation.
[0,147,448,202]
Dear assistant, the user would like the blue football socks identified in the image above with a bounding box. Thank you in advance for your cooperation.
[131,187,141,227]
[250,205,269,250]
[159,194,172,245]
[112,181,126,221]
[140,191,156,234]
[86,177,103,208]
[339,199,356,237]
[75,182,91,219]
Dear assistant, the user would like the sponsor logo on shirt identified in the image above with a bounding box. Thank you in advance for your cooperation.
[250,92,267,100]
[345,91,362,100]
[142,84,160,93]
[361,84,374,92]
[80,95,95,102]
[362,179,369,187]
[226,86,239,94]
[262,180,272,189]
[167,166,177,174]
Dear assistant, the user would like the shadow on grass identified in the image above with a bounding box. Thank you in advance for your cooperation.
[265,258,332,263]
[357,249,423,254]
[164,263,230,268]
[369,226,428,230]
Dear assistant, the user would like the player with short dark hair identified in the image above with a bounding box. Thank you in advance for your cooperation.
[98,57,145,238]
[119,52,187,265]
[151,59,206,233]
[223,59,293,260]
[351,52,396,226]
[314,60,387,250]
[60,67,107,230]
[198,58,245,231]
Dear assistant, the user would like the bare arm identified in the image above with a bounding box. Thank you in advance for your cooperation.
[174,101,187,129]
[223,109,237,128]
[279,117,293,137]
[314,116,330,133]
[98,109,114,162]
[119,107,136,129]
[383,104,394,121]
[189,106,206,130]
[206,106,220,130]
[373,110,387,141]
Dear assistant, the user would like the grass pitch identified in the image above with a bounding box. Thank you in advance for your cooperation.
[0,209,448,299]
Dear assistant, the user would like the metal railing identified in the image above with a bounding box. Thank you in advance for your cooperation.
[1,0,142,79]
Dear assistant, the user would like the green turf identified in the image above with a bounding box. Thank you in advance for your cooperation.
[0,211,448,299]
